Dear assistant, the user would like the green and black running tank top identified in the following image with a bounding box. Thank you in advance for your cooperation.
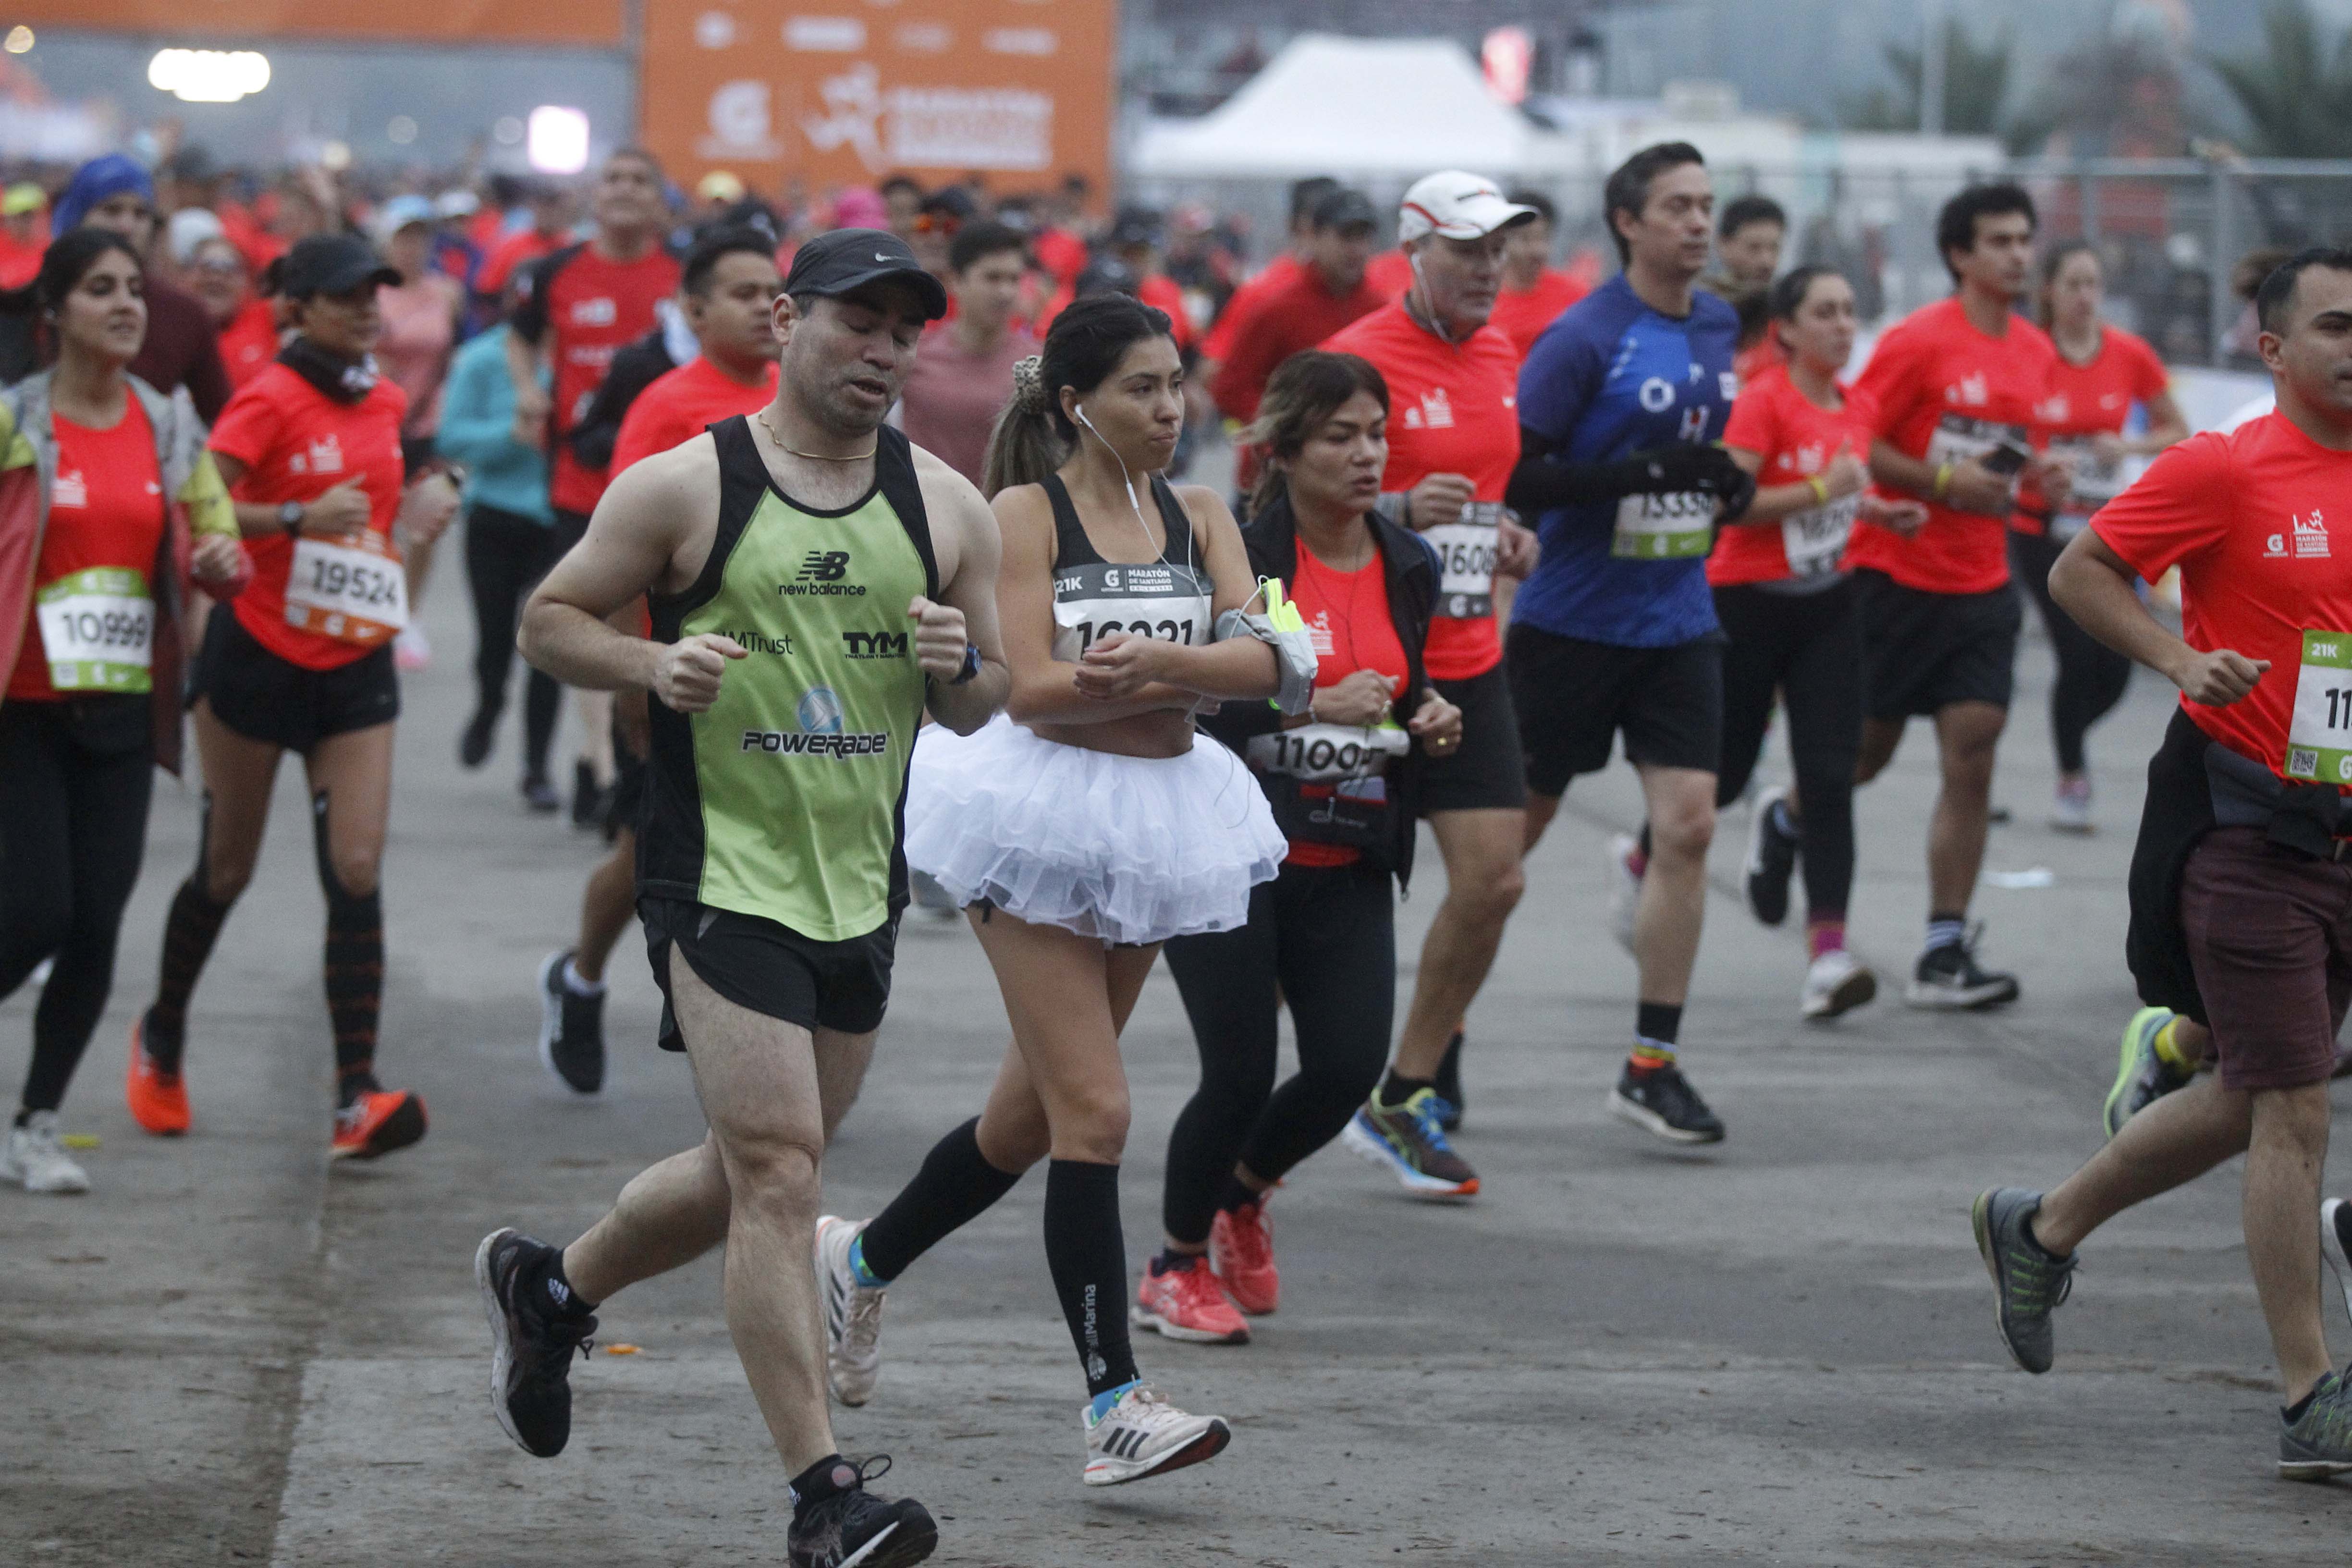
[640,416,939,941]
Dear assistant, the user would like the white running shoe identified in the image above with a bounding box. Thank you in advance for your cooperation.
[2051,778,2094,835]
[1081,1384,1231,1487]
[1801,949,1879,1020]
[1605,832,1642,954]
[814,1214,886,1407]
[2,1111,90,1194]
[394,624,431,672]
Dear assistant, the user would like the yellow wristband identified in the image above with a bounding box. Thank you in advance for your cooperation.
[1932,462,1955,501]
[1806,475,1830,504]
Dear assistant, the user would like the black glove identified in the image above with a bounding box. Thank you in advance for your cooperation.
[1506,440,1751,515]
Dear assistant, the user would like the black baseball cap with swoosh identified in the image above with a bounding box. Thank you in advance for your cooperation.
[784,228,949,321]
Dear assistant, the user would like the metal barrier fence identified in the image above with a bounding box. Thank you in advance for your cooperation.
[1129,158,2352,369]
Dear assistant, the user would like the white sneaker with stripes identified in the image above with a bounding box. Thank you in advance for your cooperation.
[1081,1384,1230,1487]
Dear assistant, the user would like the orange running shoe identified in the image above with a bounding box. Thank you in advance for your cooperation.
[1130,1256,1248,1345]
[332,1089,428,1160]
[124,1016,190,1136]
[1209,1198,1278,1316]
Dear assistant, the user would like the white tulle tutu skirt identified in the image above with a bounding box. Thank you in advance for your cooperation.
[905,715,1286,945]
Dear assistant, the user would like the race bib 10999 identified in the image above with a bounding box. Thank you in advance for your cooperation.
[35,566,153,692]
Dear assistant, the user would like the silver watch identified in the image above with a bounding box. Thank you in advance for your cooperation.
[278,500,305,531]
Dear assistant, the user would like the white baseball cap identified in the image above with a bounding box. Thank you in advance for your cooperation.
[1397,171,1536,244]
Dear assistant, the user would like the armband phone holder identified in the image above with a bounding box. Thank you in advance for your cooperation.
[1216,575,1318,715]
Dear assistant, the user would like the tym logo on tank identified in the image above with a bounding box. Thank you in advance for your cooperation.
[840,630,908,659]
[781,551,866,597]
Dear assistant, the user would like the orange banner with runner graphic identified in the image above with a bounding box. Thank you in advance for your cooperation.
[638,0,1114,200]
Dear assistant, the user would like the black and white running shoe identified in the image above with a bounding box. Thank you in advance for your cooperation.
[1744,785,1799,927]
[537,950,606,1094]
[1607,1064,1726,1146]
[787,1456,937,1568]
[1906,929,2021,1011]
[475,1227,597,1458]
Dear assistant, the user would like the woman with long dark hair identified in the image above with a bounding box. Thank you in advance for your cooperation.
[0,229,247,1192]
[812,293,1293,1486]
[124,233,459,1161]
[1145,350,1460,1339]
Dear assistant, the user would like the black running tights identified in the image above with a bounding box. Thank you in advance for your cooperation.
[2010,527,2131,775]
[0,698,153,1116]
[1713,581,1863,922]
[1160,860,1394,1246]
[464,503,563,778]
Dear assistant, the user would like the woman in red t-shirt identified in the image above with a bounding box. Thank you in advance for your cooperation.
[1155,351,1463,1338]
[1713,266,1926,1020]
[0,230,246,1193]
[2020,241,2190,831]
[128,233,459,1164]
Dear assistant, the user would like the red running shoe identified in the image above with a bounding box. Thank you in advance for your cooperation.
[124,1016,190,1136]
[332,1089,428,1160]
[1209,1198,1278,1315]
[1131,1257,1248,1345]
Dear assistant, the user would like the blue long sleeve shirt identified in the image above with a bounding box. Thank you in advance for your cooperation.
[437,325,551,525]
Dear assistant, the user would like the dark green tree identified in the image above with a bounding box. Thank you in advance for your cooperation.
[2209,0,2352,159]
[1842,17,2013,136]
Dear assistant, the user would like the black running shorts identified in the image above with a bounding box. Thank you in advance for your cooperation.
[189,601,400,752]
[1506,622,1724,796]
[641,897,898,1050]
[1851,569,2023,721]
[1419,663,1528,815]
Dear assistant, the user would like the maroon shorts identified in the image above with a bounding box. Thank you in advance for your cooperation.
[2180,827,2352,1091]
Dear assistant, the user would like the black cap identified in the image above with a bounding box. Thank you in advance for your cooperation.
[1107,205,1163,249]
[163,145,218,184]
[267,233,400,300]
[782,228,948,320]
[1073,254,1139,300]
[1311,187,1378,234]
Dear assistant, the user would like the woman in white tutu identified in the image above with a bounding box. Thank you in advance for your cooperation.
[812,294,1290,1487]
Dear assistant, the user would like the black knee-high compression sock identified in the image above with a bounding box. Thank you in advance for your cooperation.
[143,794,233,1073]
[313,792,384,1108]
[857,1117,1025,1282]
[1044,1158,1139,1399]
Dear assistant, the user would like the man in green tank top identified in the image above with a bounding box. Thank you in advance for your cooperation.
[475,230,1008,1568]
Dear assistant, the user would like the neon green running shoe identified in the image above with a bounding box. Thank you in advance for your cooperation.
[2104,1006,2192,1141]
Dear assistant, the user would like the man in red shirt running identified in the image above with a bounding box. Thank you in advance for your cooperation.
[506,148,680,823]
[1197,178,1339,382]
[1208,187,1383,428]
[1326,171,1540,1192]
[1487,189,1588,363]
[1850,183,2070,1010]
[1972,248,2352,1476]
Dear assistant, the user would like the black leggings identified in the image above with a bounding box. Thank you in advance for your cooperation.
[2010,527,2132,775]
[1161,859,1394,1246]
[1714,580,1863,922]
[464,503,564,777]
[0,697,153,1115]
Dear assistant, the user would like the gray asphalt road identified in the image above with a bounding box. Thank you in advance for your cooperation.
[7,570,2352,1568]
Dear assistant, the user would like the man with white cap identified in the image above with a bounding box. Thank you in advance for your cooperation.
[1326,171,1540,1197]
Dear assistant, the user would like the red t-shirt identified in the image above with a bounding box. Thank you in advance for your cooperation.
[478,229,562,296]
[1846,296,2060,594]
[612,355,780,477]
[1283,547,1411,868]
[2018,325,2171,536]
[1363,250,1412,302]
[1033,226,1088,288]
[217,297,280,391]
[1712,367,1881,588]
[1734,331,1787,387]
[210,363,409,672]
[1210,264,1387,425]
[2093,414,2352,787]
[516,246,683,515]
[1321,300,1520,681]
[1203,254,1303,365]
[1488,270,1589,362]
[9,399,166,702]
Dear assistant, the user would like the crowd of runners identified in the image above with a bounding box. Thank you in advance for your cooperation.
[5,132,2352,1565]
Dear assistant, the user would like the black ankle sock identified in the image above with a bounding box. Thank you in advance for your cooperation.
[1150,1248,1199,1276]
[1635,1002,1683,1048]
[1044,1158,1139,1399]
[858,1117,1025,1283]
[2286,1388,2319,1423]
[1214,1173,1259,1215]
[520,1244,597,1319]
[789,1453,858,1517]
[1377,1069,1433,1107]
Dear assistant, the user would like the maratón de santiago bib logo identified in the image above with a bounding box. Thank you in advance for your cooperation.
[740,685,890,759]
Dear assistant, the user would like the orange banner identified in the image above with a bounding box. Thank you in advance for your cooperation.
[639,0,1114,200]
[11,0,622,44]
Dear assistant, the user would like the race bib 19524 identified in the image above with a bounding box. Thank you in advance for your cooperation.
[285,532,407,645]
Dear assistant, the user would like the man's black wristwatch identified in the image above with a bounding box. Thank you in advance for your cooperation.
[947,642,982,685]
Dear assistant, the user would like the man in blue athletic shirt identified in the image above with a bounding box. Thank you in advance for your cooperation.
[1505,141,1753,1147]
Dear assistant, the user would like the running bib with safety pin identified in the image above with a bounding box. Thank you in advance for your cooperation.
[2286,630,2352,784]
[35,566,153,691]
[1247,721,1410,783]
[1612,490,1714,560]
[2043,434,2132,542]
[1426,501,1503,619]
[1781,493,1862,579]
[285,532,407,645]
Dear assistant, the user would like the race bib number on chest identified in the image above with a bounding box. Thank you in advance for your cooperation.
[2287,630,2352,784]
[1926,415,2029,475]
[286,533,407,645]
[1781,494,1862,579]
[1427,501,1503,619]
[1246,721,1409,782]
[1612,490,1713,560]
[1051,561,1213,661]
[36,566,153,692]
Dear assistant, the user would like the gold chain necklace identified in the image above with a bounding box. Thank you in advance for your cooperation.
[757,408,875,462]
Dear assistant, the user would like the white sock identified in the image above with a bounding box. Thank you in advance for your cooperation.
[563,959,606,998]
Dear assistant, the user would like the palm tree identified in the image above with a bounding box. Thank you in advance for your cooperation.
[1841,17,2013,137]
[2210,0,2352,159]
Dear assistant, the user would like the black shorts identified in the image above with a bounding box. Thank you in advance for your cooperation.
[1420,664,1528,815]
[1851,568,2022,721]
[641,896,898,1050]
[189,601,400,752]
[1506,623,1723,796]
[551,507,591,555]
